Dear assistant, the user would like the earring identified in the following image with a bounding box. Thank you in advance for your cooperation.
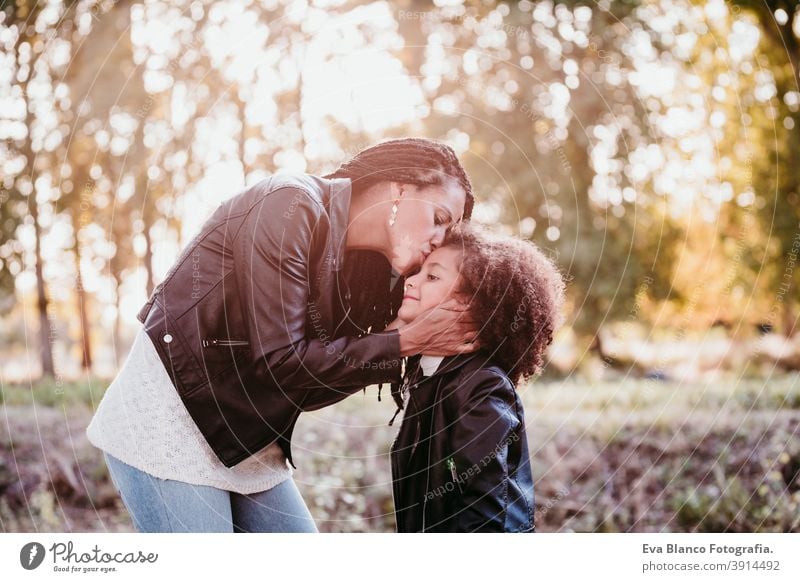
[389,187,403,228]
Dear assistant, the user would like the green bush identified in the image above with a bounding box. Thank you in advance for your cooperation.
[1,374,798,532]
[0,377,110,408]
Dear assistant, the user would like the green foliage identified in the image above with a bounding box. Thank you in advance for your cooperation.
[6,375,798,533]
[0,377,110,408]
[674,478,800,532]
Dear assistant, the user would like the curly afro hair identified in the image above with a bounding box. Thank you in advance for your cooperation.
[443,224,566,385]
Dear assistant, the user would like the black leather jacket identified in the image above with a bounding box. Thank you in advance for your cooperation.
[136,174,403,468]
[391,352,535,532]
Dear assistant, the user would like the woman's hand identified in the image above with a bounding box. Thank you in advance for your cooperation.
[391,298,480,356]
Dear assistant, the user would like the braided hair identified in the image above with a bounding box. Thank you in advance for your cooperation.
[323,138,474,404]
[323,137,474,220]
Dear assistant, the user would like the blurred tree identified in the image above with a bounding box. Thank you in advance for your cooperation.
[729,0,800,337]
[3,0,798,380]
[429,0,799,347]
[401,0,682,360]
[0,0,82,376]
[61,0,148,366]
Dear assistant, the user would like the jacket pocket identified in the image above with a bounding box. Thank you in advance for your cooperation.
[198,337,251,383]
[143,302,206,397]
[202,338,250,347]
[187,272,252,384]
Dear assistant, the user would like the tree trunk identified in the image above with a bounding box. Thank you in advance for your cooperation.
[23,81,54,378]
[112,273,123,368]
[235,94,249,179]
[135,170,156,297]
[783,277,796,338]
[73,243,93,370]
[142,219,155,298]
[297,51,307,156]
[31,200,55,378]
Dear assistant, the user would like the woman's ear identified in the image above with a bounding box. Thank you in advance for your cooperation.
[388,181,406,201]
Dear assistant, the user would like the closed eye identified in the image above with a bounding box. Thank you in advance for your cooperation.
[437,209,455,225]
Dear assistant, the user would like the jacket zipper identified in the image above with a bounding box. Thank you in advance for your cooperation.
[408,419,421,462]
[446,457,465,494]
[202,338,250,347]
[390,437,402,532]
[402,373,423,465]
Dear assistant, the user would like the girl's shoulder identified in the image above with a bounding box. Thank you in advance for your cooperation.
[440,353,517,404]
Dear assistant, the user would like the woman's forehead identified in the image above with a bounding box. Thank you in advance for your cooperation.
[443,178,467,213]
[422,180,466,219]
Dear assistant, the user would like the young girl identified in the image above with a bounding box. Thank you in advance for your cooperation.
[388,224,566,532]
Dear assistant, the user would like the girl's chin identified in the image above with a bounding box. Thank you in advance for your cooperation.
[396,308,415,322]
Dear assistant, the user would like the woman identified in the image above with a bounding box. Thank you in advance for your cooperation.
[86,138,477,532]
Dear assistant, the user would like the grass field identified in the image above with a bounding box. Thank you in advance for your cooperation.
[1,373,798,532]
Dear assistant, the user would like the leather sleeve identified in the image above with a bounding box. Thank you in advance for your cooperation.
[233,185,403,402]
[443,369,520,532]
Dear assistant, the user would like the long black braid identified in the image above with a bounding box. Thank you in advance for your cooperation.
[389,354,421,426]
[322,138,475,415]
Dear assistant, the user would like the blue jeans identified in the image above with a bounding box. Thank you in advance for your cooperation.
[103,452,318,533]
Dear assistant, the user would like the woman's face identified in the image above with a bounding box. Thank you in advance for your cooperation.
[388,178,466,276]
[397,246,464,323]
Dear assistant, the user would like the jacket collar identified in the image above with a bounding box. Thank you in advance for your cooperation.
[412,349,496,380]
[327,177,351,272]
[435,350,489,377]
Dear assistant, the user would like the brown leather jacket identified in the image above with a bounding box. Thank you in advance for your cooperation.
[136,174,403,467]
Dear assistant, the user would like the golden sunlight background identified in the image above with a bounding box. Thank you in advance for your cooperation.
[0,0,798,532]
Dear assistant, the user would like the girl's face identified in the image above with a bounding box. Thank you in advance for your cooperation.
[397,246,464,323]
[388,178,466,276]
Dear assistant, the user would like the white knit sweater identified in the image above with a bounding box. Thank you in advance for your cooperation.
[86,327,292,494]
